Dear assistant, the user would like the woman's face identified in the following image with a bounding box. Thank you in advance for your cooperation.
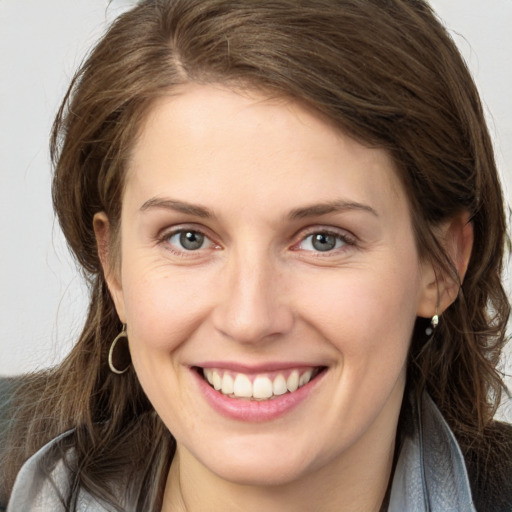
[102,84,436,487]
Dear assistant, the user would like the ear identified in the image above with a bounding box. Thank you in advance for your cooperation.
[93,212,126,323]
[417,211,474,318]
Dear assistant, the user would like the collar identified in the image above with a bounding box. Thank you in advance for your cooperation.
[388,392,476,511]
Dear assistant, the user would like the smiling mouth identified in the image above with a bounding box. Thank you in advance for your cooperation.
[197,367,326,401]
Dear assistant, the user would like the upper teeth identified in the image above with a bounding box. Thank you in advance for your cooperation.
[202,368,317,400]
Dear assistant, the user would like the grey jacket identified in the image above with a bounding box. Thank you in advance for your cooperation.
[6,393,479,512]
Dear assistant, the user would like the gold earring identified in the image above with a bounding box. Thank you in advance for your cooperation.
[108,324,131,374]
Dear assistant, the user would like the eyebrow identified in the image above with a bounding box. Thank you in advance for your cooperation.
[139,197,213,218]
[288,200,379,219]
[139,197,378,220]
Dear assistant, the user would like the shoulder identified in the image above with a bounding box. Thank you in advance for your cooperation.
[396,391,512,512]
[0,377,22,441]
[0,376,23,511]
[6,430,113,512]
[464,420,512,512]
[7,430,75,511]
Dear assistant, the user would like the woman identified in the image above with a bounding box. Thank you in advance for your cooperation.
[1,0,511,510]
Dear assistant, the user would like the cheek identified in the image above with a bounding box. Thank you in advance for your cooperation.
[295,263,421,360]
[295,265,420,432]
[120,259,217,354]
[118,266,209,423]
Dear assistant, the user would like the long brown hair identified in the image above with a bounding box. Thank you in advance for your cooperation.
[2,0,510,509]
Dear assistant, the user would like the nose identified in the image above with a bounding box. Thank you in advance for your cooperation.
[212,247,294,345]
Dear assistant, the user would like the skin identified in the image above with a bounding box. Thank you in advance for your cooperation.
[95,84,471,511]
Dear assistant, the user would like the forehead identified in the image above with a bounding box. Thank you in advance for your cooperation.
[125,83,405,220]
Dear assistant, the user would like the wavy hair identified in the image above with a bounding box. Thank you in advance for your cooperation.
[2,0,510,509]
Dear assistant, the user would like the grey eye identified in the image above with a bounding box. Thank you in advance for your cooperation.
[298,232,346,252]
[311,233,338,251]
[165,228,217,253]
[178,231,205,250]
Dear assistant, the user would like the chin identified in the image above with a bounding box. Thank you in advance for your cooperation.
[211,458,311,487]
[191,434,323,487]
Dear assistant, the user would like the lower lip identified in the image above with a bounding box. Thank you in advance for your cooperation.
[192,368,326,422]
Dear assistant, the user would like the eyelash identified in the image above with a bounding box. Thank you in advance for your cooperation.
[158,226,219,255]
[291,228,356,255]
[157,226,356,256]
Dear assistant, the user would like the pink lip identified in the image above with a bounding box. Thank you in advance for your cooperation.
[191,365,326,423]
[196,361,320,373]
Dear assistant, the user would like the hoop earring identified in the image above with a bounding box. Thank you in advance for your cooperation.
[108,324,131,375]
[425,313,439,337]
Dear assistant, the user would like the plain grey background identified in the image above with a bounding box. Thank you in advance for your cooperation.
[1,0,511,416]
